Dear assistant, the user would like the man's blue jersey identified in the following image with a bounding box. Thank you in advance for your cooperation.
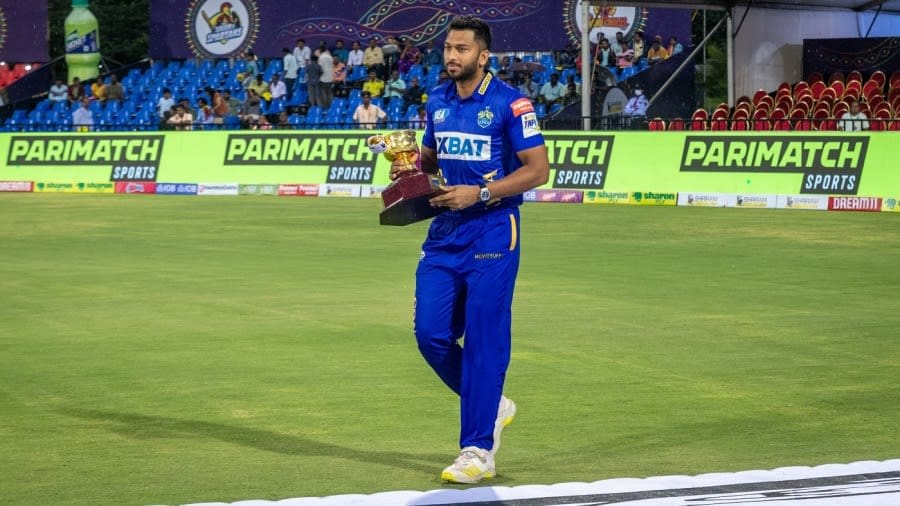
[422,72,545,213]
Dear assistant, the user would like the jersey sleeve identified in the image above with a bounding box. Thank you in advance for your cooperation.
[505,94,544,153]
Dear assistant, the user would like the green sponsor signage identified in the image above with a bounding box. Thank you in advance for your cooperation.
[1,131,898,196]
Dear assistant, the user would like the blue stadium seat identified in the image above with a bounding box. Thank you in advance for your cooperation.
[534,103,547,119]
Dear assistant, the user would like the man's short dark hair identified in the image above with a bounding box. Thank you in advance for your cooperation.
[449,15,492,50]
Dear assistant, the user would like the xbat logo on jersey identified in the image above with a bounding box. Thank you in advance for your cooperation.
[435,132,491,161]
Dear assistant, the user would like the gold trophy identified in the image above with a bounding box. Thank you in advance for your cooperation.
[368,130,446,226]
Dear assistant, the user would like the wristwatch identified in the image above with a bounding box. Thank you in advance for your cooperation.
[478,182,492,202]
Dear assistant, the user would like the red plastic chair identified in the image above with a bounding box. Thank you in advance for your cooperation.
[753,89,769,105]
[793,81,810,99]
[889,120,900,131]
[831,81,845,98]
[668,118,685,131]
[773,119,791,131]
[648,118,666,131]
[710,118,729,131]
[832,101,850,118]
[810,81,827,100]
[829,71,845,84]
[847,70,863,83]
[863,80,882,102]
[871,110,891,131]
[870,70,886,89]
[808,72,824,84]
[731,119,750,131]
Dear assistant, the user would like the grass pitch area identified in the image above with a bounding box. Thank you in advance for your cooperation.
[1,195,898,505]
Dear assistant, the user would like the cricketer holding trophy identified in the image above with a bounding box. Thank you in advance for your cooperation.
[385,15,550,483]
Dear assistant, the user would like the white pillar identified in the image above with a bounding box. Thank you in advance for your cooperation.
[581,0,591,130]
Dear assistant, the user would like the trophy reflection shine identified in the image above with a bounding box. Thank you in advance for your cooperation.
[368,130,447,226]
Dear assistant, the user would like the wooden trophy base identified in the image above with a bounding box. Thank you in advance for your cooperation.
[379,172,447,226]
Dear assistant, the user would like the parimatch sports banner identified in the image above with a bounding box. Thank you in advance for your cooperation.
[149,0,691,58]
[1,131,898,198]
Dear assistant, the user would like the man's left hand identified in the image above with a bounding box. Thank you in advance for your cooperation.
[429,185,480,210]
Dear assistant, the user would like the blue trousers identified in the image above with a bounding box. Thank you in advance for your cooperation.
[414,207,521,450]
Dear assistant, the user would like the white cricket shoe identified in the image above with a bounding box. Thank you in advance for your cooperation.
[491,396,517,455]
[441,446,495,484]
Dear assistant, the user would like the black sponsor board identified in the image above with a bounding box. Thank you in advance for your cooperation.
[547,135,614,189]
[681,136,869,195]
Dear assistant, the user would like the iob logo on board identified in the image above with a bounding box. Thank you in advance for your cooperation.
[186,0,259,58]
[681,136,869,195]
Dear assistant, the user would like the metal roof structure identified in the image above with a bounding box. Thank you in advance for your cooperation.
[607,1,900,14]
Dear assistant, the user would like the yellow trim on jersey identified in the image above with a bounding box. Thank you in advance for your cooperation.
[508,213,518,251]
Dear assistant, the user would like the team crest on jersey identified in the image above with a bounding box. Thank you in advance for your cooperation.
[477,107,494,128]
[433,108,449,123]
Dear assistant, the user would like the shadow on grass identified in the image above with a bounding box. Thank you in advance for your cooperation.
[58,407,454,476]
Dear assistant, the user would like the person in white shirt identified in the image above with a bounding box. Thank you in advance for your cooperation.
[157,88,175,118]
[383,69,406,105]
[347,40,365,69]
[49,79,68,102]
[838,101,870,131]
[317,48,334,109]
[269,74,288,101]
[293,38,311,70]
[408,105,427,129]
[352,91,386,129]
[624,84,649,116]
[282,47,298,95]
[539,73,565,105]
[72,98,93,131]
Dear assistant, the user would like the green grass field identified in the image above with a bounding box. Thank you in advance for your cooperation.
[1,195,898,505]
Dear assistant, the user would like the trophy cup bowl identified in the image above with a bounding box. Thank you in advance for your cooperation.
[368,130,447,226]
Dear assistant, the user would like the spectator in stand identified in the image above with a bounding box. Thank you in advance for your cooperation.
[398,37,421,74]
[223,89,241,117]
[49,79,68,103]
[518,73,539,101]
[647,35,669,65]
[565,73,581,94]
[539,73,565,105]
[838,100,870,131]
[306,55,323,106]
[332,39,349,63]
[212,88,228,123]
[241,88,262,126]
[293,38,311,71]
[167,104,194,130]
[268,74,286,102]
[72,97,93,131]
[177,97,195,117]
[362,69,385,98]
[69,77,84,102]
[632,31,646,62]
[248,74,269,101]
[157,88,175,118]
[404,76,424,109]
[617,49,635,70]
[318,47,334,109]
[106,74,125,102]
[408,105,427,129]
[240,51,258,88]
[91,77,107,102]
[364,38,385,78]
[596,38,615,68]
[347,40,365,69]
[667,36,684,56]
[381,36,401,75]
[421,40,442,70]
[256,114,272,130]
[276,110,290,129]
[383,69,406,106]
[282,47,298,94]
[332,55,348,97]
[437,69,450,85]
[352,90,386,129]
[314,41,328,58]
[611,31,628,56]
[558,43,578,69]
[563,83,579,105]
[623,83,649,116]
[196,97,215,126]
[497,69,514,85]
[510,57,527,85]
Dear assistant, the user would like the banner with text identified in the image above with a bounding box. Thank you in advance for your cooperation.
[1,132,898,199]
